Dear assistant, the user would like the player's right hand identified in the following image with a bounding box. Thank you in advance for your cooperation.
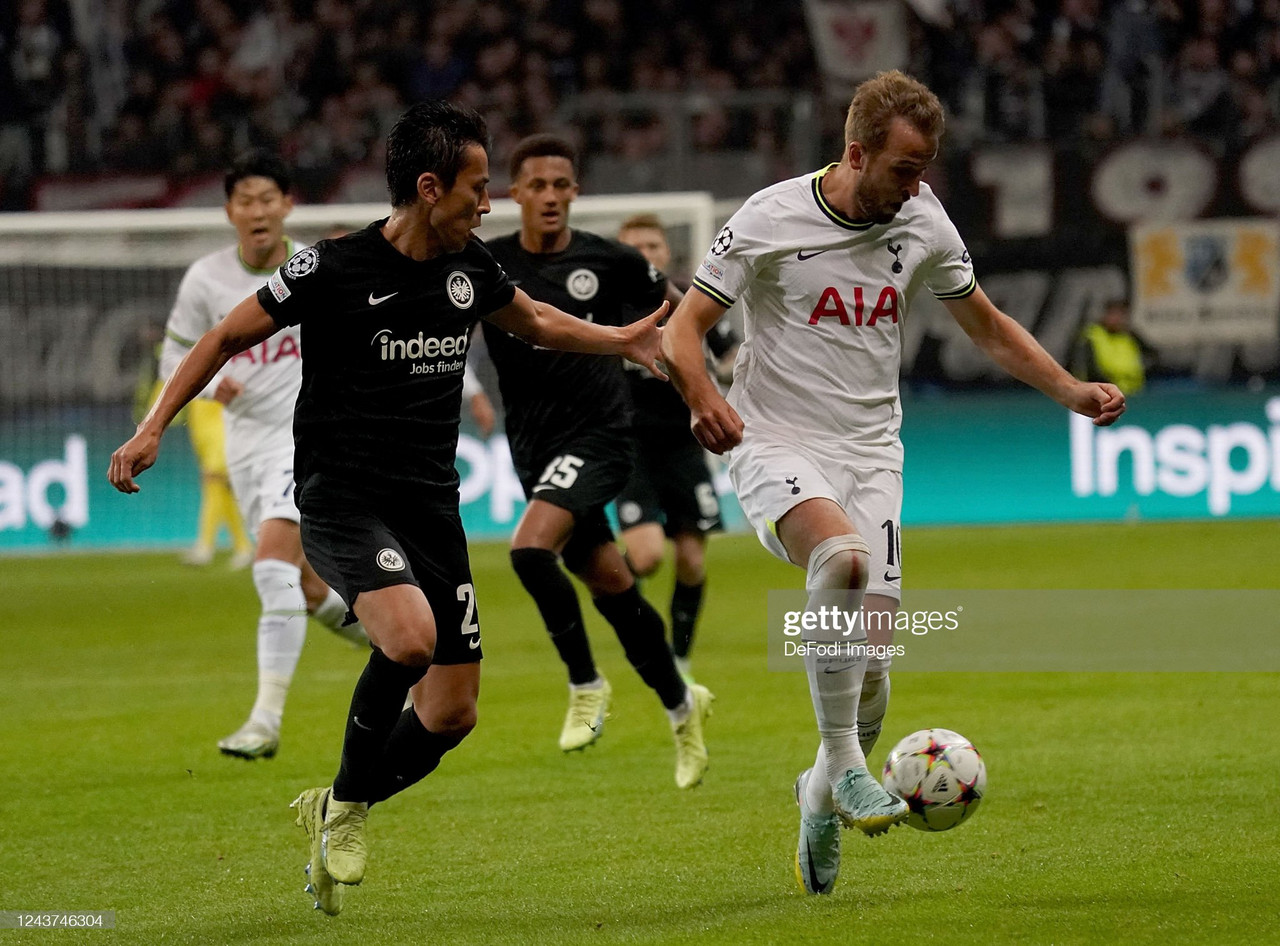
[620,301,670,380]
[107,430,161,493]
[691,396,744,454]
[213,377,244,405]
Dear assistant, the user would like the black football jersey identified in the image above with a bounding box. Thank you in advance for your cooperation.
[256,221,514,508]
[482,230,667,466]
[625,318,740,432]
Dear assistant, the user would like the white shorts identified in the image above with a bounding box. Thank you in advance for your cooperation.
[228,445,300,535]
[727,432,904,599]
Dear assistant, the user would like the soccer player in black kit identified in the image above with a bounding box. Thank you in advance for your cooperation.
[482,134,714,788]
[616,214,740,683]
[108,102,668,918]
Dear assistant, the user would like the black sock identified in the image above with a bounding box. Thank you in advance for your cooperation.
[670,580,705,659]
[366,708,465,805]
[510,547,597,685]
[593,585,686,709]
[332,648,428,803]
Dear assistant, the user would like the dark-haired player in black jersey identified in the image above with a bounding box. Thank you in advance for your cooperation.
[616,214,740,683]
[482,135,714,788]
[108,101,667,918]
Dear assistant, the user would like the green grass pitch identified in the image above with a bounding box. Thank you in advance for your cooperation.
[4,520,1278,944]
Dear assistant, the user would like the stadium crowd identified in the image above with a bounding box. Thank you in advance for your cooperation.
[2,0,1280,209]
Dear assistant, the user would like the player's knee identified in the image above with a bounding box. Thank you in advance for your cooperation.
[805,534,871,592]
[579,561,633,597]
[625,544,662,578]
[380,627,436,668]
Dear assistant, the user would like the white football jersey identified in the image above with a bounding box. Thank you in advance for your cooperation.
[160,240,305,469]
[693,166,974,470]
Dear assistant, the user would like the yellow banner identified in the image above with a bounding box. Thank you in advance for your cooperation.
[1130,218,1279,343]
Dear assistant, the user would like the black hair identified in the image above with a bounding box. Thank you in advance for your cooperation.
[385,100,490,207]
[224,150,292,198]
[508,133,578,183]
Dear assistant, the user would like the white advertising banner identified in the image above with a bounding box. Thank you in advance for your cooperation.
[802,0,909,89]
[1130,218,1280,344]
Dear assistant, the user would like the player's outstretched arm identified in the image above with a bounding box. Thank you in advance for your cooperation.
[661,289,743,454]
[944,287,1126,427]
[485,288,668,378]
[108,297,279,493]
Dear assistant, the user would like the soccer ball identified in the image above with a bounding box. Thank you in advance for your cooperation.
[881,728,986,832]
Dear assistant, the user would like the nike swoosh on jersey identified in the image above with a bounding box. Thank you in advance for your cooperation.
[368,291,399,305]
[883,572,901,582]
[796,249,831,261]
[468,636,481,650]
[531,484,557,493]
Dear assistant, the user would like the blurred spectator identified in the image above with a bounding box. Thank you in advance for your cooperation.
[0,29,36,208]
[1166,33,1234,138]
[1071,299,1156,396]
[9,0,71,173]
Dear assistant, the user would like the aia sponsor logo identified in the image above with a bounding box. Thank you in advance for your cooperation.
[230,333,301,364]
[808,286,899,326]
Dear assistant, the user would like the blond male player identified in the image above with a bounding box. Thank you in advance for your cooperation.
[661,71,1125,895]
[161,151,366,760]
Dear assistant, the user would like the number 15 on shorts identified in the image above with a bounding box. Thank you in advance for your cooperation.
[534,454,584,492]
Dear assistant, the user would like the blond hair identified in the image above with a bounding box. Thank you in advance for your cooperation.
[618,212,666,234]
[843,70,945,154]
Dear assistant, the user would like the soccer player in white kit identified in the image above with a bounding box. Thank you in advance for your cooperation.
[661,71,1126,895]
[160,152,367,760]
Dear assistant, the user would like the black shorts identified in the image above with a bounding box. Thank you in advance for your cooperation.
[517,431,634,568]
[298,484,482,665]
[616,432,723,537]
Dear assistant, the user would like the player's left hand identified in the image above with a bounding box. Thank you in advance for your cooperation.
[621,300,669,380]
[1070,381,1126,427]
[107,428,162,493]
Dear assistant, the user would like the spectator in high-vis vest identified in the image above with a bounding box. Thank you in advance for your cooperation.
[1071,299,1155,395]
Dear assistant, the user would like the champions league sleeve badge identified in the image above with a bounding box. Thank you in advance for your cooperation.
[284,247,319,279]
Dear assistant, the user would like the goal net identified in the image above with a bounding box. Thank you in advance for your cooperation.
[0,193,718,553]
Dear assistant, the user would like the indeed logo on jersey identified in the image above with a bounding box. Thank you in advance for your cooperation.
[809,286,899,326]
[372,329,470,375]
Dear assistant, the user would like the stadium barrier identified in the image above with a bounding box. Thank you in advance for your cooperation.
[4,386,1278,554]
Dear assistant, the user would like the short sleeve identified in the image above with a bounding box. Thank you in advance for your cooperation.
[690,201,769,309]
[470,243,516,316]
[924,212,976,301]
[160,264,211,379]
[256,244,326,327]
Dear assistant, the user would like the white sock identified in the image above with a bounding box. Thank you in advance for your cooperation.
[807,653,868,786]
[248,559,307,732]
[805,744,837,815]
[858,670,891,757]
[665,687,693,725]
[802,535,871,788]
[570,676,606,692]
[311,588,369,646]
